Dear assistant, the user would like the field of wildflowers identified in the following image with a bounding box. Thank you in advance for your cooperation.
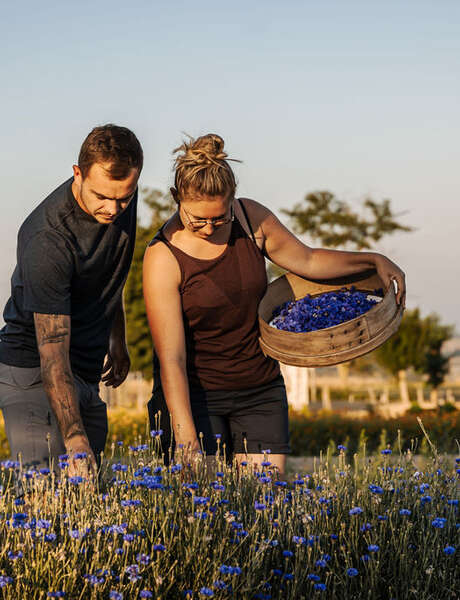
[0,430,458,599]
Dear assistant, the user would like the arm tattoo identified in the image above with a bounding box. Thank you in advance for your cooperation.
[34,313,69,347]
[34,313,87,445]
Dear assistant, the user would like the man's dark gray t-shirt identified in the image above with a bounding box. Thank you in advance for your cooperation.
[0,178,137,383]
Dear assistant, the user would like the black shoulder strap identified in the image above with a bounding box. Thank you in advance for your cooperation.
[238,199,257,244]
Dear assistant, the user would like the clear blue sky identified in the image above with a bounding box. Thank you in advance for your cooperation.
[1,1,459,331]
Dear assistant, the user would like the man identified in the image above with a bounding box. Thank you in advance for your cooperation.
[0,124,142,476]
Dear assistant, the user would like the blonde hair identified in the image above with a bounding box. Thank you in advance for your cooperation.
[173,133,240,197]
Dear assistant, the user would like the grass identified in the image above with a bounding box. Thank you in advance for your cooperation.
[0,428,458,599]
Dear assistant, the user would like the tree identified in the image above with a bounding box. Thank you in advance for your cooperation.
[419,314,454,403]
[281,191,414,250]
[374,309,425,405]
[124,188,176,378]
[375,309,453,405]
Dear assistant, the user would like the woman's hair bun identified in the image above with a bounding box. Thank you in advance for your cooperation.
[175,134,228,167]
[173,133,240,196]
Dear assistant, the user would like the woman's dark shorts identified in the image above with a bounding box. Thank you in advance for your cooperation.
[147,374,290,457]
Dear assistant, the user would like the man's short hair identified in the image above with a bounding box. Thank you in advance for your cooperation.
[78,124,143,179]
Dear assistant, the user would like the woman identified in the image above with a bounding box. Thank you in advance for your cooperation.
[143,134,405,473]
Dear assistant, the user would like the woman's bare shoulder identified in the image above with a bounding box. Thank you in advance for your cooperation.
[144,235,181,287]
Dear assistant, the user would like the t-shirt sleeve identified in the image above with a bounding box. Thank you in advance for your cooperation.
[21,231,74,315]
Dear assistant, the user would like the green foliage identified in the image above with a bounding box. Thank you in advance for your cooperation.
[375,309,454,387]
[288,410,459,456]
[124,188,175,378]
[282,191,413,250]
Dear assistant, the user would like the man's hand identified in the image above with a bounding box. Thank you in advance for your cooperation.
[101,337,130,388]
[102,298,130,387]
[66,433,98,479]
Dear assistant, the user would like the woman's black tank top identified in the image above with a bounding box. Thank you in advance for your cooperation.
[150,200,280,391]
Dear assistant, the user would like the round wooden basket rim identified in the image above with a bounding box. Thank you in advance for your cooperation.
[259,275,394,337]
[259,301,404,360]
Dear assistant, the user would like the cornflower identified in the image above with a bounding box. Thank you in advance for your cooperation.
[349,507,363,515]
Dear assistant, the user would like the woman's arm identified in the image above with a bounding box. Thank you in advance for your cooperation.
[241,198,406,306]
[143,242,200,452]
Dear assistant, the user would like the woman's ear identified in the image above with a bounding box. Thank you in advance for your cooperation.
[170,187,179,204]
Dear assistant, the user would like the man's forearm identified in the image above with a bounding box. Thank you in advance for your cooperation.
[41,352,86,444]
[110,297,127,344]
[34,313,87,447]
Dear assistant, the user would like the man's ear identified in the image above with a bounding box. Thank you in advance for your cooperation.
[72,164,82,183]
[170,187,179,205]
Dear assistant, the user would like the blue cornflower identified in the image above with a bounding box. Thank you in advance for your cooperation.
[219,565,241,575]
[443,546,455,555]
[0,576,13,587]
[136,553,151,565]
[381,449,392,455]
[283,550,293,558]
[369,484,384,494]
[14,498,25,506]
[272,569,282,576]
[399,509,411,516]
[349,507,363,515]
[139,592,153,599]
[368,544,379,552]
[8,551,23,560]
[125,564,141,582]
[45,533,57,542]
[193,496,209,505]
[307,574,320,582]
[150,429,163,437]
[361,554,370,562]
[40,468,50,475]
[1,460,19,469]
[214,434,222,439]
[13,512,28,522]
[69,476,84,485]
[153,544,165,552]
[109,592,123,600]
[421,495,432,505]
[84,575,104,586]
[315,559,327,568]
[314,583,327,591]
[447,499,458,506]
[347,568,359,577]
[255,501,267,511]
[338,445,347,451]
[47,593,65,598]
[432,517,447,528]
[360,522,372,532]
[199,588,214,597]
[283,573,294,581]
[74,452,87,459]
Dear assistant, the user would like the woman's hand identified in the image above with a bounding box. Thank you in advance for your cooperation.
[374,255,406,307]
